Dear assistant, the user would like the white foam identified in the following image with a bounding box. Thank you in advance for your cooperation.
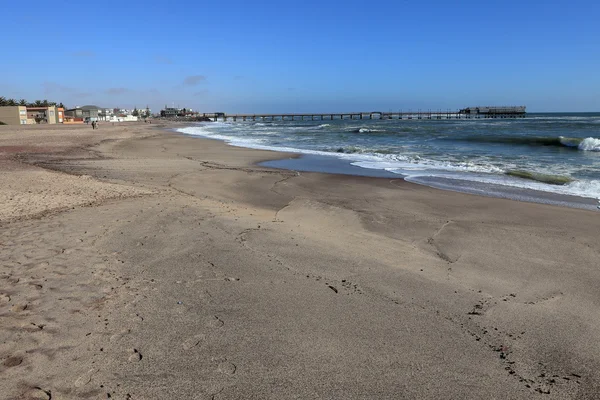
[579,137,600,151]
[352,158,504,175]
[350,127,387,133]
[401,171,600,200]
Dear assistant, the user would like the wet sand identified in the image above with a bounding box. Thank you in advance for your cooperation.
[1,123,599,399]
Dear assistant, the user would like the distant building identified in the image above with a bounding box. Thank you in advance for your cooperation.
[98,108,114,121]
[64,105,101,121]
[459,106,526,116]
[107,115,139,122]
[0,106,28,125]
[161,106,181,117]
[0,105,63,125]
[26,106,57,124]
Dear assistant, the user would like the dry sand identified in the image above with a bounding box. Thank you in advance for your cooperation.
[1,122,599,399]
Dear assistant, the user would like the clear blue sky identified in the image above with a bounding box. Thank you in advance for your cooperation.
[2,0,598,113]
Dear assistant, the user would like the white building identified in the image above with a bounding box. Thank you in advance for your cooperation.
[107,114,139,122]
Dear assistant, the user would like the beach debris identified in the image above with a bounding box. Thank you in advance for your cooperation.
[177,301,183,305]
[328,285,338,294]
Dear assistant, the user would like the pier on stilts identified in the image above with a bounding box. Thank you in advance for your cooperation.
[201,106,526,122]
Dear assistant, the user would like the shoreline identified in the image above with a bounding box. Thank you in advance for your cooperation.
[176,124,599,211]
[2,123,600,398]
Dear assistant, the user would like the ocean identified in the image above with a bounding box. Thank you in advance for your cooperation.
[177,113,600,210]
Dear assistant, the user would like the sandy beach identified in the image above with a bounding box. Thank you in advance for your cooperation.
[1,122,599,399]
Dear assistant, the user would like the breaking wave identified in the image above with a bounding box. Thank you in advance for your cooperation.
[578,137,600,151]
[505,170,574,185]
[456,135,600,151]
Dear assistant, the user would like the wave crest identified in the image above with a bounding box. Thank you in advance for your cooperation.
[578,137,600,151]
[350,127,387,133]
[505,170,574,185]
[460,135,600,151]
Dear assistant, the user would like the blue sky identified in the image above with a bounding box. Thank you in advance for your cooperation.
[1,0,599,113]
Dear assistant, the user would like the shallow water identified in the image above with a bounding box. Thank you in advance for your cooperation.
[177,113,600,207]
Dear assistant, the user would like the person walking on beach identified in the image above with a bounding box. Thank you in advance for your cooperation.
[91,121,96,130]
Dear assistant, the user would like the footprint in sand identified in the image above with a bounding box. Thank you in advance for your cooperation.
[2,355,24,367]
[21,387,51,400]
[0,293,10,303]
[194,384,224,400]
[10,303,28,312]
[183,334,206,351]
[74,368,97,388]
[127,348,142,362]
[132,313,144,323]
[217,361,237,375]
[207,316,224,329]
[110,329,131,342]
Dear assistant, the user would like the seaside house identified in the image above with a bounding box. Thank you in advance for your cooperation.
[160,106,181,117]
[0,106,28,125]
[64,105,101,122]
[106,113,138,122]
[26,106,57,124]
[98,108,113,121]
[0,105,62,125]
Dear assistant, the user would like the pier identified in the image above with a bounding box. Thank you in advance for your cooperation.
[201,106,526,122]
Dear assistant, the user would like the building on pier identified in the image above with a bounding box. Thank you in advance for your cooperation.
[459,106,526,116]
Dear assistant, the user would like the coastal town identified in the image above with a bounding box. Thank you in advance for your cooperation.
[0,97,211,125]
